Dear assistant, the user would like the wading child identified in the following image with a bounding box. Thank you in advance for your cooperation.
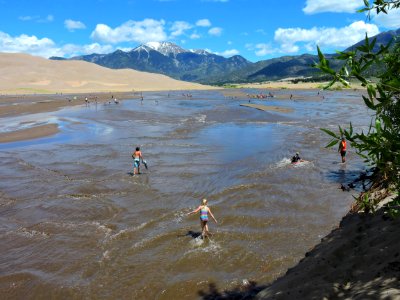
[187,198,217,239]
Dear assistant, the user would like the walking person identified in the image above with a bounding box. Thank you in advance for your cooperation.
[338,137,347,163]
[187,198,217,239]
[132,146,144,175]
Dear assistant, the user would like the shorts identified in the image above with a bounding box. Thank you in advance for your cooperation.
[134,159,140,168]
[340,151,346,157]
[200,216,208,222]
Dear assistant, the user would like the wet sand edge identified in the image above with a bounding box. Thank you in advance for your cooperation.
[0,123,59,143]
[255,195,399,299]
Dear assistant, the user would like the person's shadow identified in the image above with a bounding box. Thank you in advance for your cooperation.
[186,230,202,239]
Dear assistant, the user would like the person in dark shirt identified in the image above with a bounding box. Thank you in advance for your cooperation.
[291,152,302,163]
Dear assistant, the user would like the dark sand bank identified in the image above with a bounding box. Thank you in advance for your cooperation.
[196,205,400,299]
[256,205,400,299]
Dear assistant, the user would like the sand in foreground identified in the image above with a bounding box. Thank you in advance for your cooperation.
[255,204,400,299]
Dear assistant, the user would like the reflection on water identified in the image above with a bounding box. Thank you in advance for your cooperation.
[0,89,369,299]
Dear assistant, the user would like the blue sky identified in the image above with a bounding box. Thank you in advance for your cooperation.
[0,0,399,62]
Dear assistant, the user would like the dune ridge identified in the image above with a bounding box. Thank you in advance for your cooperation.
[0,53,215,94]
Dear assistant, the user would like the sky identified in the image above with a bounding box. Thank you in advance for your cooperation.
[0,0,399,62]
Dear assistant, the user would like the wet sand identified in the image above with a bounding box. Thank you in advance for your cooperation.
[0,123,59,143]
[256,201,400,299]
[0,92,143,143]
[240,103,293,113]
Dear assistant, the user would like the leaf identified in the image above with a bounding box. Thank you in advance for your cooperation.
[320,128,339,139]
[375,119,381,133]
[367,84,376,99]
[362,95,376,110]
[317,46,325,63]
[339,125,344,137]
[326,139,339,148]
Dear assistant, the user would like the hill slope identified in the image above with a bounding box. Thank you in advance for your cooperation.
[0,53,214,94]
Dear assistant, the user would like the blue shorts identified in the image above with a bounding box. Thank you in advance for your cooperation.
[134,159,140,168]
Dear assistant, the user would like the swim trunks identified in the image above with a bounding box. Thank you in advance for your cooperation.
[134,159,140,168]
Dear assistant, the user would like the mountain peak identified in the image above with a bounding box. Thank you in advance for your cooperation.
[190,49,211,55]
[144,42,186,57]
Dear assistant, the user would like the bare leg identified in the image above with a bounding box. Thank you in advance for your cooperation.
[204,223,209,237]
[201,221,207,238]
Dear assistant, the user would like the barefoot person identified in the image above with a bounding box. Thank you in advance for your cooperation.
[338,137,347,163]
[187,198,217,239]
[132,146,144,175]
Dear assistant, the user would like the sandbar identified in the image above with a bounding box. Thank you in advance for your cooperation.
[0,123,59,143]
[240,103,293,113]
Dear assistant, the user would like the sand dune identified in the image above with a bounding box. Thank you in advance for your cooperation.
[0,53,215,94]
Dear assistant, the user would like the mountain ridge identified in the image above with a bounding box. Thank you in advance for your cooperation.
[50,28,400,85]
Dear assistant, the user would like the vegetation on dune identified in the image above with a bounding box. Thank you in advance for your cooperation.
[315,0,400,216]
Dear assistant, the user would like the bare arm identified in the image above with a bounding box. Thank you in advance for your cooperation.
[208,207,217,223]
[187,206,201,215]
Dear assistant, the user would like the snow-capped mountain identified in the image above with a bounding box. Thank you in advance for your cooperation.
[144,42,186,57]
[53,42,251,84]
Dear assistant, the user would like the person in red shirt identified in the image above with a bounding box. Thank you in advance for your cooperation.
[338,137,347,163]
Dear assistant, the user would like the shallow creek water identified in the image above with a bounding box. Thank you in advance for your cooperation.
[0,89,370,299]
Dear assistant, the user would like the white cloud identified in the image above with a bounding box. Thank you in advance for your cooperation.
[81,43,113,55]
[256,29,267,35]
[0,31,56,57]
[0,30,113,58]
[64,19,86,32]
[18,14,54,23]
[254,43,277,56]
[196,19,211,27]
[59,43,113,57]
[170,21,192,37]
[370,8,400,29]
[91,19,167,44]
[216,49,239,57]
[280,43,300,53]
[19,15,37,21]
[303,0,363,14]
[208,27,223,36]
[190,33,201,39]
[274,21,380,53]
[43,15,54,23]
[246,43,277,56]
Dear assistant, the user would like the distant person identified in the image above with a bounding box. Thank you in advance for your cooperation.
[132,146,144,175]
[291,152,303,163]
[338,137,347,163]
[187,198,217,239]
